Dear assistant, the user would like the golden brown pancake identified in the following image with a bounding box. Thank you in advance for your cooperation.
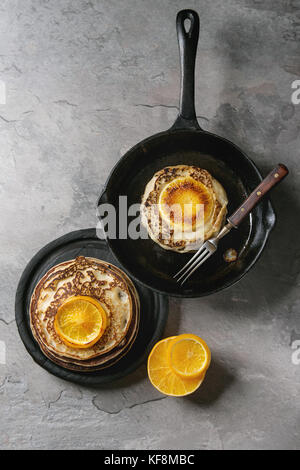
[141,165,228,252]
[30,257,139,369]
[36,271,140,372]
[37,277,140,372]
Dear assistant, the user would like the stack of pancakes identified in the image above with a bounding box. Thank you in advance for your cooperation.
[141,165,228,253]
[30,256,140,372]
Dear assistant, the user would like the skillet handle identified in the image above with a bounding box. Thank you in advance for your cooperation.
[228,164,289,228]
[171,10,201,130]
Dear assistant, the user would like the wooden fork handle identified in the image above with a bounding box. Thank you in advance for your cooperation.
[228,163,289,228]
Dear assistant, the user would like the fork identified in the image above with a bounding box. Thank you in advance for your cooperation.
[174,163,289,285]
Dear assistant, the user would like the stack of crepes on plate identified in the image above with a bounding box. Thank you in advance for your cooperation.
[30,256,140,372]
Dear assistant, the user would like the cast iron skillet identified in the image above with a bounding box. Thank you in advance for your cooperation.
[97,9,276,297]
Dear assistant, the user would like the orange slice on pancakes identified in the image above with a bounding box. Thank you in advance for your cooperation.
[54,296,107,349]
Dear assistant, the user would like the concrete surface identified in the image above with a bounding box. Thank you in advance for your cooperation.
[0,0,299,450]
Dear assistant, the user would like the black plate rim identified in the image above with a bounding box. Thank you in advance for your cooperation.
[15,228,169,386]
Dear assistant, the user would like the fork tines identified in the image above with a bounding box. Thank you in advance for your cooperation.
[174,244,213,285]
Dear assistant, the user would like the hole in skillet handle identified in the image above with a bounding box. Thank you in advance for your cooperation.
[178,9,197,40]
[184,18,192,35]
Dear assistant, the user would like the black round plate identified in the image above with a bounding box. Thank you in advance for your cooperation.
[15,229,169,386]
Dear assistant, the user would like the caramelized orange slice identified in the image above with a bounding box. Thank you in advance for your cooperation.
[158,177,213,228]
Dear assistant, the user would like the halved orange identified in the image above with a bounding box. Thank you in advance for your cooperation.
[168,334,211,379]
[147,336,205,397]
[54,296,107,349]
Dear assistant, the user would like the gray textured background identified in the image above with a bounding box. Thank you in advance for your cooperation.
[0,0,299,450]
